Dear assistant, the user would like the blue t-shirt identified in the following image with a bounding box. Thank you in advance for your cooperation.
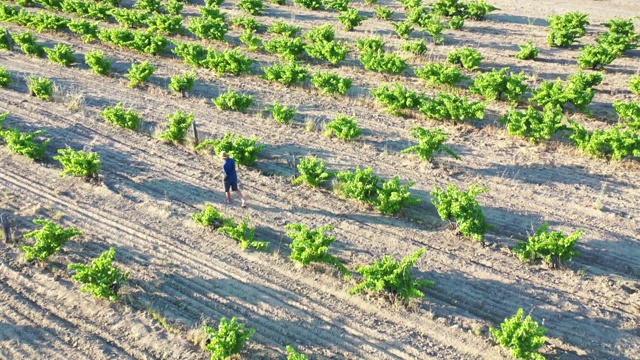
[223,158,237,183]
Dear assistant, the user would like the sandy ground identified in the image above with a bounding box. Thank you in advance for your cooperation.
[1,0,639,359]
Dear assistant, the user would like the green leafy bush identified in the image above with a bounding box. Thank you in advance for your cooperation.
[547,11,589,47]
[268,20,301,37]
[401,39,427,55]
[23,220,81,262]
[261,61,309,86]
[238,0,267,15]
[195,132,264,166]
[187,17,228,41]
[286,346,309,360]
[415,62,466,87]
[374,6,393,20]
[491,309,547,360]
[172,41,207,66]
[323,0,349,11]
[239,29,262,51]
[418,13,445,44]
[371,82,423,115]
[218,216,269,250]
[102,103,141,130]
[0,66,12,87]
[160,110,194,143]
[613,100,640,130]
[349,248,434,300]
[338,8,366,31]
[569,121,640,161]
[62,1,110,21]
[292,156,331,187]
[125,61,155,88]
[466,0,498,20]
[392,21,413,39]
[201,48,254,75]
[54,148,102,178]
[360,50,408,74]
[230,15,261,31]
[213,89,254,111]
[356,36,384,53]
[263,35,305,60]
[166,0,184,15]
[192,204,224,227]
[470,67,528,104]
[630,75,640,96]
[29,11,69,33]
[169,72,196,97]
[266,101,296,124]
[515,40,539,60]
[97,28,168,55]
[448,15,464,29]
[533,72,602,112]
[68,19,99,43]
[285,223,349,276]
[68,248,130,301]
[0,128,50,160]
[200,5,227,21]
[205,0,225,6]
[204,317,255,360]
[304,39,349,64]
[45,43,76,66]
[14,32,45,57]
[325,114,362,140]
[419,93,486,122]
[402,127,459,161]
[597,17,640,55]
[447,47,483,70]
[514,222,582,267]
[311,72,352,95]
[500,105,565,143]
[109,8,148,28]
[293,0,322,10]
[375,177,420,215]
[27,76,53,100]
[135,0,162,12]
[0,28,12,50]
[431,0,466,17]
[85,50,112,75]
[336,167,380,203]
[431,183,490,241]
[146,13,183,35]
[577,44,617,70]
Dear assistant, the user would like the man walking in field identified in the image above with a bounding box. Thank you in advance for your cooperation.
[222,151,246,207]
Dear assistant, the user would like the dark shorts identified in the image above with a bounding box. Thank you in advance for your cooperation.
[224,181,238,192]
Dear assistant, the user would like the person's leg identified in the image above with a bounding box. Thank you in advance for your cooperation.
[225,182,232,203]
[236,190,246,206]
[232,183,245,206]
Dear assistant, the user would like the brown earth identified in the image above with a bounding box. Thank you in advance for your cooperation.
[1,0,639,359]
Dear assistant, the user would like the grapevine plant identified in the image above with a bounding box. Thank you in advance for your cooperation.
[491,309,547,360]
[0,128,50,160]
[292,156,332,188]
[196,133,264,166]
[402,127,460,161]
[431,183,490,242]
[68,248,130,301]
[23,219,82,262]
[514,222,583,268]
[54,148,102,179]
[160,110,194,143]
[285,223,350,277]
[204,317,255,360]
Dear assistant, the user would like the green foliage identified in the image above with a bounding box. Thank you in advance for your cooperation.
[0,28,11,50]
[187,17,228,41]
[109,8,148,28]
[419,13,444,44]
[532,72,603,112]
[261,61,309,86]
[596,17,639,55]
[375,177,420,215]
[430,183,490,241]
[27,76,53,100]
[266,101,296,124]
[134,0,162,12]
[173,41,207,66]
[0,66,11,87]
[501,105,565,143]
[406,6,427,24]
[85,50,112,75]
[374,6,393,20]
[205,0,225,6]
[514,223,582,267]
[349,248,434,300]
[22,220,81,262]
[125,61,155,88]
[325,114,361,140]
[360,50,408,74]
[263,35,305,60]
[238,0,267,15]
[465,0,498,20]
[68,248,130,301]
[169,72,196,96]
[268,20,301,37]
[101,103,142,130]
[448,15,464,29]
[371,82,423,115]
[195,132,264,166]
[338,8,366,31]
[336,167,381,203]
[200,5,227,21]
[630,75,640,96]
[218,216,269,250]
[292,156,331,187]
[415,62,466,87]
[392,21,413,39]
[431,0,467,17]
[306,25,335,43]
[286,346,309,360]
[230,15,261,31]
[203,317,255,360]
[293,0,322,10]
[45,43,76,66]
[285,223,349,276]
[97,28,168,55]
[160,110,194,143]
[577,44,617,70]
[311,71,352,95]
[322,0,348,11]
[356,36,384,53]
[201,48,254,75]
[470,67,528,104]
[447,47,483,70]
[515,40,539,60]
[38,0,64,10]
[613,100,640,130]
[146,13,183,35]
[29,11,69,33]
[304,27,349,64]
[166,0,184,15]
[13,32,45,57]
[419,93,486,122]
[547,11,589,47]
[54,148,102,178]
[491,309,547,360]
[271,0,285,4]
[569,121,640,161]
[239,29,261,51]
[401,127,459,161]
[0,128,50,160]
[192,204,224,227]
[68,19,99,43]
[213,89,254,111]
[62,1,111,21]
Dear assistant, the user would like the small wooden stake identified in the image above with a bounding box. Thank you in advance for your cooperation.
[0,213,11,243]
[192,120,199,146]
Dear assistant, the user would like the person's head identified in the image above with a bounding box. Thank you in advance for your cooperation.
[221,151,229,160]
